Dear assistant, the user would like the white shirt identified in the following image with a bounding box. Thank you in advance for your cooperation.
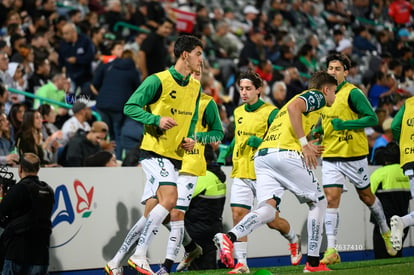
[61,116,91,146]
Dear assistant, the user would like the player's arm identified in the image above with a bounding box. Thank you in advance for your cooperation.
[247,108,279,148]
[123,75,162,126]
[195,99,224,144]
[391,103,405,142]
[331,88,378,130]
[217,138,235,165]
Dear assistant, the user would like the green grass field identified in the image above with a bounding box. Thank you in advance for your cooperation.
[180,256,414,274]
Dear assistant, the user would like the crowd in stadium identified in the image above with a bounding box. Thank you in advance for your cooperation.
[0,0,413,166]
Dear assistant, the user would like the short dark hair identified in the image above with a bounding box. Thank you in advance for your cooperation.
[326,53,351,71]
[308,71,337,90]
[20,153,40,173]
[173,35,203,58]
[238,69,263,89]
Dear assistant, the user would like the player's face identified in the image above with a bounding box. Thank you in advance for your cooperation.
[323,84,337,107]
[186,46,203,73]
[239,79,260,105]
[327,60,348,84]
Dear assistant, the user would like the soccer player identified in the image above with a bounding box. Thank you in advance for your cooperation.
[214,71,337,272]
[104,35,204,275]
[390,96,414,251]
[155,70,224,274]
[218,69,302,273]
[321,53,397,265]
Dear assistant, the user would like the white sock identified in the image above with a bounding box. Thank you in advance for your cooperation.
[234,242,248,265]
[165,220,185,261]
[369,197,389,233]
[231,203,276,240]
[325,208,339,249]
[282,227,298,244]
[110,216,147,266]
[132,204,169,258]
[308,199,326,257]
[402,211,414,227]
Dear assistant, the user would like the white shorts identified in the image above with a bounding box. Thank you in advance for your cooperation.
[140,157,179,204]
[254,149,324,205]
[322,158,369,190]
[176,174,198,211]
[230,178,256,210]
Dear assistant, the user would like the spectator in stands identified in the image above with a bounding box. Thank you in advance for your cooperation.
[129,1,149,31]
[146,0,167,31]
[368,72,398,108]
[284,66,306,102]
[60,101,92,146]
[34,73,69,112]
[16,109,59,165]
[39,0,59,26]
[58,22,94,96]
[92,48,140,159]
[274,45,295,70]
[62,120,109,167]
[353,25,377,56]
[211,21,240,60]
[336,38,353,57]
[28,58,50,96]
[295,43,318,75]
[0,112,19,166]
[388,0,412,27]
[0,83,9,112]
[83,150,118,167]
[400,64,414,95]
[238,27,266,68]
[0,51,12,88]
[269,80,287,109]
[138,18,174,80]
[105,0,123,36]
[7,62,27,105]
[371,117,394,164]
[7,102,25,141]
[38,103,61,142]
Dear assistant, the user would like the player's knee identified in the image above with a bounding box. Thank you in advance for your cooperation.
[231,207,249,223]
[170,208,185,221]
[256,202,276,224]
[358,188,375,205]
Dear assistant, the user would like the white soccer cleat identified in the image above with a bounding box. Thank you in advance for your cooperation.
[390,215,405,251]
[227,262,250,274]
[289,234,302,265]
[128,256,154,275]
[104,262,123,275]
[176,244,203,271]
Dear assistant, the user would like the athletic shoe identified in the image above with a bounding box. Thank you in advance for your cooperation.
[104,262,123,275]
[303,262,331,272]
[176,244,203,271]
[128,256,154,275]
[213,233,235,268]
[320,248,340,265]
[391,215,405,251]
[154,266,169,275]
[227,262,250,274]
[289,234,302,265]
[381,230,398,256]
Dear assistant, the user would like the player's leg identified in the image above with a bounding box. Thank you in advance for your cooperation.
[267,212,302,265]
[129,158,178,275]
[391,172,414,250]
[214,154,280,269]
[158,174,198,274]
[321,160,344,264]
[105,175,159,274]
[228,178,255,273]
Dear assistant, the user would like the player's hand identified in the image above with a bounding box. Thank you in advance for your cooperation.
[159,117,178,130]
[181,138,195,151]
[331,118,345,130]
[302,140,323,169]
